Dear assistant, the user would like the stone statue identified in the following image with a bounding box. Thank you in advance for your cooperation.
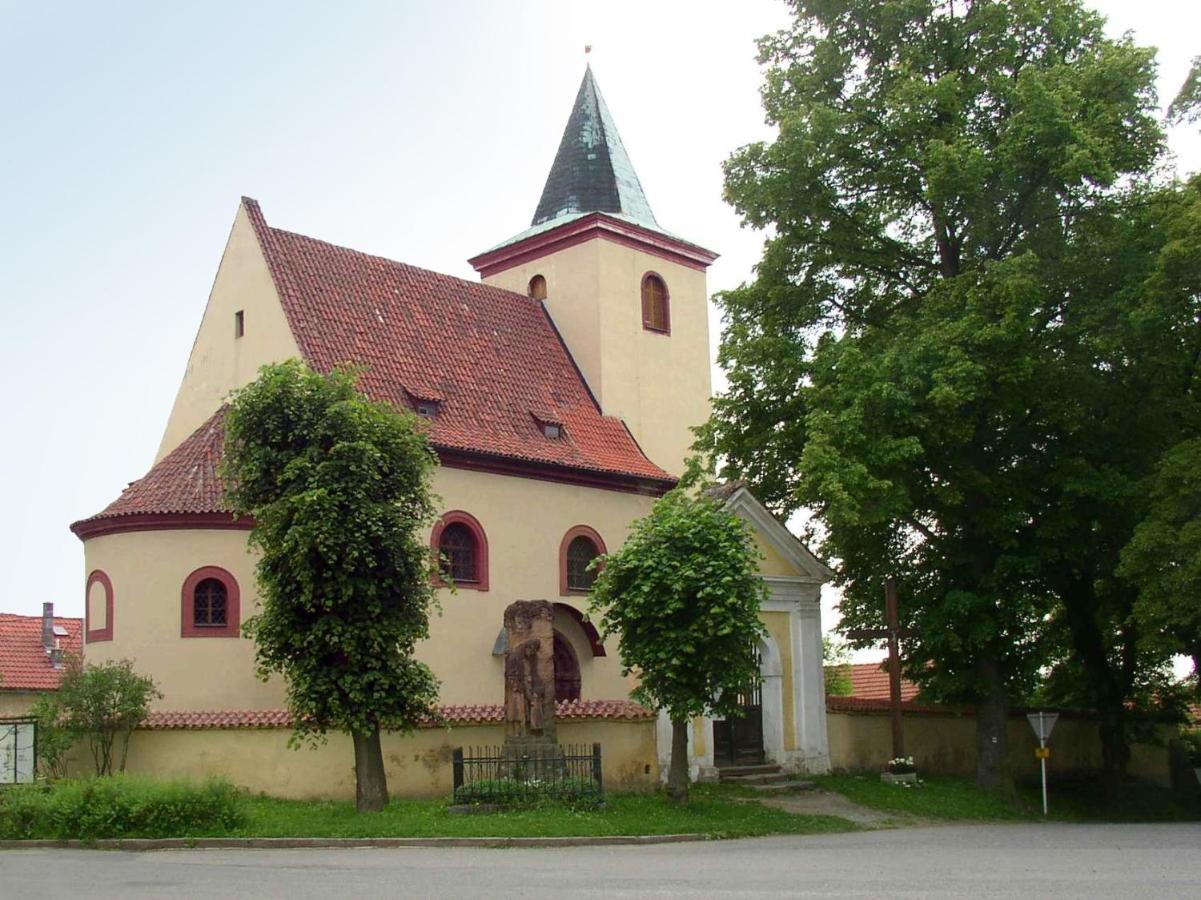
[502,600,556,745]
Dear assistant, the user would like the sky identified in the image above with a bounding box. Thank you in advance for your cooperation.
[2,1,1199,660]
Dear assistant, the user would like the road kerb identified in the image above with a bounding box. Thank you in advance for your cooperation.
[0,833,712,851]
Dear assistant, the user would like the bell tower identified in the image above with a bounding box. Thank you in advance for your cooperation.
[469,64,716,478]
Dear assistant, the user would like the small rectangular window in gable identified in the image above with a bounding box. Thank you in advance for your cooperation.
[234,310,245,338]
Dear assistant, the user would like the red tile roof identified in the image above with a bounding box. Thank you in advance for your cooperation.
[247,198,672,486]
[0,613,82,692]
[81,409,236,523]
[840,662,921,703]
[142,699,653,730]
[75,200,675,531]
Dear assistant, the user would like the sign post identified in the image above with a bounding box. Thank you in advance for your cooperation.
[1026,711,1059,816]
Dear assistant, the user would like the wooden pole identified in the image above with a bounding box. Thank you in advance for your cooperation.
[885,577,904,760]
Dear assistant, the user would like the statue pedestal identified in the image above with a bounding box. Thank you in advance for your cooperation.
[500,735,565,780]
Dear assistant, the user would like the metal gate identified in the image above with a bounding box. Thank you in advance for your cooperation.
[713,651,764,767]
[0,721,35,784]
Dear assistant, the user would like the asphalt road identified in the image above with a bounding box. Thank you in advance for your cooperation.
[1,823,1198,899]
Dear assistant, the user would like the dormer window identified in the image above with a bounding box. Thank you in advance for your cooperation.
[533,415,564,439]
[415,400,440,419]
[528,274,547,301]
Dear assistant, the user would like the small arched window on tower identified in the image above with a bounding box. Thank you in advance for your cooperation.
[641,273,670,334]
[528,274,547,301]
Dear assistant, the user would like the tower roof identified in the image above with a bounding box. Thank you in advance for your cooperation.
[532,66,658,230]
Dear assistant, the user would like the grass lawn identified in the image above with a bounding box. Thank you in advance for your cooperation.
[813,773,1201,824]
[202,784,857,841]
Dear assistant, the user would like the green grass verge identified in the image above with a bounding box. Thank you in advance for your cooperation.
[0,781,857,842]
[220,784,856,840]
[813,773,1201,823]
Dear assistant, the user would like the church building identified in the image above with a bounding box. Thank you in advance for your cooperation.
[69,66,832,797]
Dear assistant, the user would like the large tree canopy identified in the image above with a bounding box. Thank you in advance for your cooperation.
[701,0,1168,790]
[222,360,441,811]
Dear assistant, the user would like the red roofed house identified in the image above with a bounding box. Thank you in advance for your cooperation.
[0,605,82,717]
[844,662,921,703]
[67,66,833,798]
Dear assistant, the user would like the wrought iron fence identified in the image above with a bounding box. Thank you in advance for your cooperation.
[451,742,603,806]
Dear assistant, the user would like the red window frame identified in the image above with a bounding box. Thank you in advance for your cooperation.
[559,525,607,596]
[431,510,489,591]
[85,570,114,643]
[181,566,241,638]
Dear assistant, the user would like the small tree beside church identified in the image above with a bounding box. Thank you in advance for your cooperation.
[590,486,767,804]
[222,360,441,812]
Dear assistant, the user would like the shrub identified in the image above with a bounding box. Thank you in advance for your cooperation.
[0,775,247,840]
[27,693,74,781]
[54,657,161,775]
[453,776,603,809]
[1182,731,1201,767]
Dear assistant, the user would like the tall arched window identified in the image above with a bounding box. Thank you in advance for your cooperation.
[641,273,670,333]
[181,566,240,638]
[560,525,606,595]
[432,511,489,591]
[528,274,547,300]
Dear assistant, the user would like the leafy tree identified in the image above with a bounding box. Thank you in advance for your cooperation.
[589,487,767,804]
[28,692,74,781]
[823,636,854,697]
[222,360,441,812]
[1167,56,1201,126]
[1018,179,1201,789]
[1121,441,1201,687]
[702,0,1163,790]
[54,658,160,776]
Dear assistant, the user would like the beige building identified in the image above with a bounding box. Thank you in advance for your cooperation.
[69,66,832,798]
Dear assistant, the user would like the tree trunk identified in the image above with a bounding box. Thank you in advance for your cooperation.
[1061,577,1130,801]
[974,653,1012,794]
[352,726,389,812]
[667,717,690,805]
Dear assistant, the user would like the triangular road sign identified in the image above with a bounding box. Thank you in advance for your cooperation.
[1026,711,1059,742]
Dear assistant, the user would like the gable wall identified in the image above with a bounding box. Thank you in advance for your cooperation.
[156,204,301,461]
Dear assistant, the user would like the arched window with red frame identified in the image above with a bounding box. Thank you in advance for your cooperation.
[181,566,241,638]
[432,511,489,591]
[559,525,606,595]
[641,273,670,334]
[85,570,114,643]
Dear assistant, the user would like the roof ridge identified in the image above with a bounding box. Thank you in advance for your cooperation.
[248,206,540,309]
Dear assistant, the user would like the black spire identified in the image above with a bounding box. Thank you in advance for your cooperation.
[532,66,658,229]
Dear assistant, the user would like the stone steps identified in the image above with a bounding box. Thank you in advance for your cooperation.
[718,764,791,786]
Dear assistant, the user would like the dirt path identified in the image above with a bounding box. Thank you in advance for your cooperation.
[749,788,906,828]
